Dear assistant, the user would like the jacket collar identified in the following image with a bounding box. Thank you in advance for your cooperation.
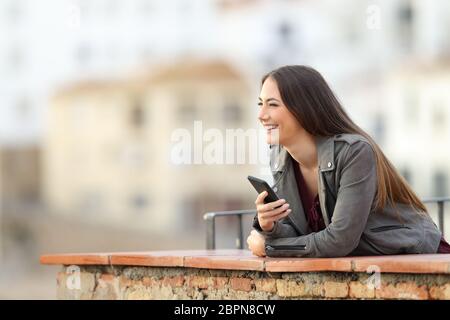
[315,135,335,172]
[270,135,335,172]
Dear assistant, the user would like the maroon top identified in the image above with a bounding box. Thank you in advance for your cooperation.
[438,237,450,253]
[292,159,450,253]
[293,160,325,232]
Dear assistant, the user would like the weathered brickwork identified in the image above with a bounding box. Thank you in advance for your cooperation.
[55,265,450,300]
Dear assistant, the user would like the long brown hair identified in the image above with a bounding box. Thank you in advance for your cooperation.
[262,65,427,214]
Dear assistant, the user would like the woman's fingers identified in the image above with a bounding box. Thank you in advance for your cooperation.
[247,231,266,257]
[271,208,291,221]
[260,203,290,218]
[255,192,286,210]
[263,199,286,211]
[254,191,268,205]
[256,199,286,213]
[255,195,290,232]
[263,208,292,224]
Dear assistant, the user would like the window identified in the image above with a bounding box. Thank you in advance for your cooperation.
[104,0,118,16]
[400,167,412,184]
[178,0,192,14]
[139,0,156,15]
[16,97,31,121]
[177,104,197,123]
[176,92,197,123]
[404,88,419,127]
[5,0,23,25]
[8,46,24,73]
[120,144,146,168]
[130,194,150,211]
[276,20,299,54]
[432,101,447,136]
[222,103,242,125]
[278,21,293,45]
[397,1,414,51]
[130,97,146,129]
[79,192,103,213]
[433,171,448,198]
[345,21,360,46]
[75,44,92,66]
[69,100,90,131]
[398,1,413,25]
[373,113,385,144]
[140,47,154,62]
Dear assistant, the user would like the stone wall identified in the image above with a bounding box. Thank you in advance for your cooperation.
[56,265,450,300]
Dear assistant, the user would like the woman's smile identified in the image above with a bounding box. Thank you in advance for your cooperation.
[263,124,279,132]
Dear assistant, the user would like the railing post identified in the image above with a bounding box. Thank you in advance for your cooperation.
[203,209,256,250]
[237,214,243,249]
[204,212,216,250]
[438,201,444,233]
[423,197,449,236]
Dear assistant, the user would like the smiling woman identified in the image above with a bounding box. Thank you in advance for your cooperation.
[247,65,449,258]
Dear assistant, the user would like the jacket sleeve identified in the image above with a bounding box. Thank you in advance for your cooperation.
[265,141,377,258]
[252,214,299,238]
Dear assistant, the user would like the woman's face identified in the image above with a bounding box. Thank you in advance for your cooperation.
[258,76,303,145]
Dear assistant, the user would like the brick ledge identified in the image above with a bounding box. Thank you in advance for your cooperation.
[40,249,450,274]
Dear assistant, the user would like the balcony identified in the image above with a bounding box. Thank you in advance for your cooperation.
[40,249,450,300]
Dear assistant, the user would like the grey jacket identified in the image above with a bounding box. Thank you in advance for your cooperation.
[253,133,442,257]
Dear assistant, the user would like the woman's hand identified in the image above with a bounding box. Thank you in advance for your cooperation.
[255,191,291,232]
[247,230,266,257]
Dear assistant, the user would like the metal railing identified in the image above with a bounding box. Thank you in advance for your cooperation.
[204,197,450,250]
[422,196,450,234]
[203,209,256,250]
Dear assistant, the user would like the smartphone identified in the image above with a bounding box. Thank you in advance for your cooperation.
[247,175,280,204]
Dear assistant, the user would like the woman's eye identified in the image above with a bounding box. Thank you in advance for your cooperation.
[257,103,278,107]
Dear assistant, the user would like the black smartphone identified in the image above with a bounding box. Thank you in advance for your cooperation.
[247,175,280,204]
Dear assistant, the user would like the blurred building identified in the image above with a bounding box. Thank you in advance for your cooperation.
[0,0,449,237]
[0,147,40,211]
[43,60,259,231]
[382,61,450,198]
[4,0,449,146]
[0,0,221,147]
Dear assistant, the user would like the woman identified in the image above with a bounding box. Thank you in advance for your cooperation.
[246,65,450,257]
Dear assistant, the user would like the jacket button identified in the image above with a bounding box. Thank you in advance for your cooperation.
[273,187,278,192]
[274,162,279,169]
[327,162,332,168]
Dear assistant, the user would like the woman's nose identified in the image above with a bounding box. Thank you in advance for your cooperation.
[258,106,269,122]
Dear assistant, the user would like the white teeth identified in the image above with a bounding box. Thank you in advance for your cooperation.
[264,125,278,130]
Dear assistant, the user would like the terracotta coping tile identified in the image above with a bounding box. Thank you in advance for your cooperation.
[182,249,264,271]
[351,254,450,274]
[108,250,226,267]
[264,256,354,272]
[184,255,265,271]
[39,253,110,265]
[39,250,450,274]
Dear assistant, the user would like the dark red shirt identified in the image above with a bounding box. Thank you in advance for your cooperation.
[293,159,450,253]
[438,236,450,253]
[293,160,325,232]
